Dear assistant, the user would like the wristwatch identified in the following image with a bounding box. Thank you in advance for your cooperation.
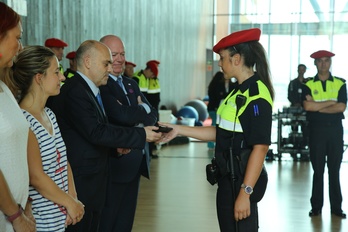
[241,183,253,195]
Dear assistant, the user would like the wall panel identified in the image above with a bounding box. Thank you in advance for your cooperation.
[3,0,214,110]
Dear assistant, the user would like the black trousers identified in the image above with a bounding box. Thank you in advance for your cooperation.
[99,172,141,232]
[309,122,343,213]
[217,176,259,232]
[65,209,100,232]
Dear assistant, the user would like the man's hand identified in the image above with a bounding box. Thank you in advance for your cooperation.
[144,126,162,142]
[305,94,313,101]
[116,148,131,155]
[137,96,144,105]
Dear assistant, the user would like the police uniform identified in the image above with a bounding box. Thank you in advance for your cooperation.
[64,51,76,80]
[145,60,160,110]
[147,77,160,110]
[215,74,272,231]
[302,51,347,217]
[212,27,273,231]
[133,70,149,94]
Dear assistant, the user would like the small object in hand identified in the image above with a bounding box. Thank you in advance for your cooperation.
[153,126,173,133]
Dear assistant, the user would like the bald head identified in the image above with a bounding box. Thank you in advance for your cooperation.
[100,35,126,76]
[75,40,112,86]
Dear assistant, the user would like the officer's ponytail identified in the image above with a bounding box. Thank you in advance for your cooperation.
[233,41,274,100]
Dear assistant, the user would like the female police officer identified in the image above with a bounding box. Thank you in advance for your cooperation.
[159,28,274,232]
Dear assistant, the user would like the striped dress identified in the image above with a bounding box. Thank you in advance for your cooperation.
[22,107,68,232]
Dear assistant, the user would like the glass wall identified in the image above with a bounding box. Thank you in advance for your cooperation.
[215,0,348,111]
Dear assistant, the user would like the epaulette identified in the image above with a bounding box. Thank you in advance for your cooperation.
[249,82,259,97]
[334,76,346,83]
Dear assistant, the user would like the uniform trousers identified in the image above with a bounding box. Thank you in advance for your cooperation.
[217,175,258,232]
[309,121,343,213]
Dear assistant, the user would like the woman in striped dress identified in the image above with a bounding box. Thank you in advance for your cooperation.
[9,45,85,231]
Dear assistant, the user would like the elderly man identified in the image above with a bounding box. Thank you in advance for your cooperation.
[99,35,158,232]
[302,50,347,218]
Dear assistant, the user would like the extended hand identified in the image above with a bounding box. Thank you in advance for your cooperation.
[157,122,178,143]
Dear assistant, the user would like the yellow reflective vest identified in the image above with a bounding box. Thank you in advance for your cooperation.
[148,78,160,94]
[134,71,149,92]
[305,76,345,102]
[217,79,273,132]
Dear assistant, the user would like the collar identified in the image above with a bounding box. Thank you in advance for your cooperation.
[313,73,333,82]
[76,71,99,96]
[239,73,259,93]
[109,74,122,82]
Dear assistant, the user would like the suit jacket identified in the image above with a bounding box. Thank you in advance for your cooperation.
[100,75,157,182]
[48,73,146,210]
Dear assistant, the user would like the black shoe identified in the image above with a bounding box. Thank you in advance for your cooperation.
[309,209,321,217]
[331,211,347,218]
[151,154,159,159]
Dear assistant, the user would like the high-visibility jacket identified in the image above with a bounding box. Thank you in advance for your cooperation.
[148,78,160,94]
[305,75,345,102]
[133,71,148,93]
[217,79,273,132]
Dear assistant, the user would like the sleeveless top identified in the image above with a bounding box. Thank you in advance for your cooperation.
[22,107,68,232]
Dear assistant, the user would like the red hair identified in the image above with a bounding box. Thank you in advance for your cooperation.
[0,2,21,41]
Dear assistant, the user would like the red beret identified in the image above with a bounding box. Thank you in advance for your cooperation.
[147,61,158,76]
[146,60,160,66]
[310,50,335,59]
[125,61,136,67]
[66,51,76,59]
[213,28,261,53]
[45,38,68,48]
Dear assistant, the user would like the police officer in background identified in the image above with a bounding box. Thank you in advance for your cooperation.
[302,50,347,218]
[44,37,68,74]
[288,64,307,107]
[133,61,159,158]
[123,61,136,78]
[64,51,77,80]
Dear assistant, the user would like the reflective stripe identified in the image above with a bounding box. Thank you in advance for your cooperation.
[148,78,160,93]
[217,117,243,132]
[139,87,148,92]
[147,88,161,93]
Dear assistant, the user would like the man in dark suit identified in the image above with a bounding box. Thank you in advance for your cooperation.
[98,35,158,232]
[48,40,161,232]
